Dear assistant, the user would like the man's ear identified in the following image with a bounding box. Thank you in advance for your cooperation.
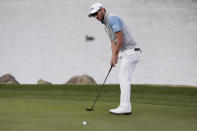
[101,8,105,13]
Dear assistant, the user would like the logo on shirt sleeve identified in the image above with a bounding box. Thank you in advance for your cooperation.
[112,25,119,32]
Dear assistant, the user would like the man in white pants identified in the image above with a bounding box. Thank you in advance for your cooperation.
[89,3,141,115]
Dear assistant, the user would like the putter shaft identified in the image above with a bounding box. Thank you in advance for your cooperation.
[86,66,113,111]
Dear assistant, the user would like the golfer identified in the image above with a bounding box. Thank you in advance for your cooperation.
[89,3,141,115]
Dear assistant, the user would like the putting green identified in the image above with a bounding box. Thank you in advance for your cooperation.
[0,84,196,131]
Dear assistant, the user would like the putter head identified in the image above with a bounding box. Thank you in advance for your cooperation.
[86,108,94,111]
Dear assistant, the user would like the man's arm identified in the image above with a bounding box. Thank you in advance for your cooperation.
[110,31,124,67]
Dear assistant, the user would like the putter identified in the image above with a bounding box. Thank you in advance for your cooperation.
[86,66,113,111]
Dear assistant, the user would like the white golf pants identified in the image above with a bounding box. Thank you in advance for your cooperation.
[118,49,141,110]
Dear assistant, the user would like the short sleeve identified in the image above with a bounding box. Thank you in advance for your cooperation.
[109,16,123,33]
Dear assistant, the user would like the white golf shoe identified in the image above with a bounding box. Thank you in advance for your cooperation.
[109,104,132,115]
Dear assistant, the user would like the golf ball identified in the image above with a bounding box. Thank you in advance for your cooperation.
[83,121,87,125]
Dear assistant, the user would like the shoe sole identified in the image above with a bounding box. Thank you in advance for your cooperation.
[109,112,132,115]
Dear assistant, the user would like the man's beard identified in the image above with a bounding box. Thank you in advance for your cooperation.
[100,13,105,23]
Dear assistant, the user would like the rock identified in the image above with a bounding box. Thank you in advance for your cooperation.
[37,79,52,85]
[6,81,18,84]
[0,74,20,84]
[66,74,96,85]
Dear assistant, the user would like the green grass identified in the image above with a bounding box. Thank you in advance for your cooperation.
[0,84,197,131]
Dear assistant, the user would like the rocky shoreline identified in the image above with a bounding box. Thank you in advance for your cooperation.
[0,74,97,85]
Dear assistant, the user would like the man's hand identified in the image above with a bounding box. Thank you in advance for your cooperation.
[110,55,118,67]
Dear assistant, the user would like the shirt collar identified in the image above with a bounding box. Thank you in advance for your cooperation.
[102,12,108,25]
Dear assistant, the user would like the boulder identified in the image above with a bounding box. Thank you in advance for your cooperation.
[37,79,52,85]
[6,81,18,84]
[66,74,96,85]
[0,74,20,84]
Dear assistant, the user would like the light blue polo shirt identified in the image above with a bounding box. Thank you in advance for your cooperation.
[103,13,137,52]
[109,16,123,33]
